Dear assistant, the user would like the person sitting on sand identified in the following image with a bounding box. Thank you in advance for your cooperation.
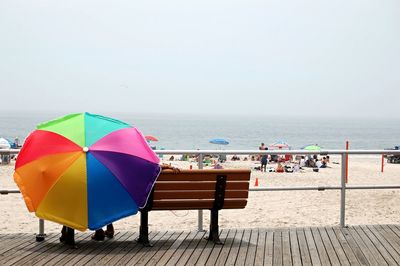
[60,163,180,247]
[276,162,284,173]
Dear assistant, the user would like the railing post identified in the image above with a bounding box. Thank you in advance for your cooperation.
[340,152,347,228]
[198,153,204,231]
[36,219,45,242]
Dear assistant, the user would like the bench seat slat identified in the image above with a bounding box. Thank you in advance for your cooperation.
[152,199,248,210]
[153,190,249,200]
[154,181,249,191]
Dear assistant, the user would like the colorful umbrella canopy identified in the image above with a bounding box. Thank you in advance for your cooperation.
[209,138,229,145]
[145,135,158,142]
[14,113,161,231]
[301,144,321,151]
[269,140,290,150]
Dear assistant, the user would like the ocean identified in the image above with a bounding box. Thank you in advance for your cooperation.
[1,112,399,150]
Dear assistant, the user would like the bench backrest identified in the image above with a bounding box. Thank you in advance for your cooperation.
[148,169,251,210]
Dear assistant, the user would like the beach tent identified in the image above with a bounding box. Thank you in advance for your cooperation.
[0,138,11,149]
[269,140,290,150]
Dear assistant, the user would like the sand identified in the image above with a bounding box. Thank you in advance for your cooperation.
[1,155,399,234]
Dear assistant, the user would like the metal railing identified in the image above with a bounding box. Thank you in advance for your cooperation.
[2,149,400,235]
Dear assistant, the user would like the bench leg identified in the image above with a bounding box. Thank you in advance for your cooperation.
[206,209,223,245]
[138,210,152,247]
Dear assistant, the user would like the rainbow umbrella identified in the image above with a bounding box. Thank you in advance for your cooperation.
[14,113,161,231]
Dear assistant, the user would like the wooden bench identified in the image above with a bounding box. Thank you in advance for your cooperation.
[138,169,251,246]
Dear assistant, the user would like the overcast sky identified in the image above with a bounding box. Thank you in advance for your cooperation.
[0,0,399,118]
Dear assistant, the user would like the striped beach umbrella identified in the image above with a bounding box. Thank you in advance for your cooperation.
[14,113,161,231]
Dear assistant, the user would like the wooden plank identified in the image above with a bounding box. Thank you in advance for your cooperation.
[282,230,292,266]
[359,225,398,265]
[273,231,283,266]
[16,233,87,266]
[224,229,244,265]
[84,232,135,266]
[214,229,237,266]
[339,227,369,265]
[152,199,247,210]
[0,233,34,255]
[346,226,382,266]
[254,229,266,266]
[36,233,88,266]
[289,229,302,266]
[375,225,400,252]
[354,225,392,265]
[153,190,249,200]
[311,227,330,265]
[318,227,343,266]
[332,227,360,265]
[155,181,249,190]
[108,231,160,265]
[120,231,164,266]
[156,231,192,265]
[3,233,60,266]
[264,231,274,266]
[124,231,174,266]
[297,228,312,266]
[175,230,207,266]
[366,225,400,263]
[185,230,214,265]
[195,234,219,266]
[235,229,251,266]
[63,232,127,266]
[166,230,203,266]
[157,169,251,181]
[204,229,230,266]
[244,229,259,266]
[387,225,400,239]
[304,228,321,266]
[74,232,131,266]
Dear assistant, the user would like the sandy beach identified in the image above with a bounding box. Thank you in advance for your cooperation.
[1,155,399,234]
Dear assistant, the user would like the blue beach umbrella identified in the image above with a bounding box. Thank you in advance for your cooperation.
[209,138,229,145]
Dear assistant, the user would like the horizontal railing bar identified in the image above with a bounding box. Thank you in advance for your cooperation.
[250,185,400,191]
[154,149,400,155]
[250,186,341,191]
[0,149,20,154]
[0,190,20,194]
[1,149,400,155]
[3,185,400,195]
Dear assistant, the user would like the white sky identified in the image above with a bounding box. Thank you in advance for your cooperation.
[0,0,399,118]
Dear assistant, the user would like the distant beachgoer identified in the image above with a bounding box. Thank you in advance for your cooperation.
[276,162,284,173]
[260,147,268,172]
[169,155,175,161]
[257,143,265,160]
[214,163,223,169]
[315,159,322,168]
[259,143,265,150]
[326,156,330,163]
[299,156,306,167]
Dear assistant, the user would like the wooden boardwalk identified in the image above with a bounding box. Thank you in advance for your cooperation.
[1,225,400,265]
